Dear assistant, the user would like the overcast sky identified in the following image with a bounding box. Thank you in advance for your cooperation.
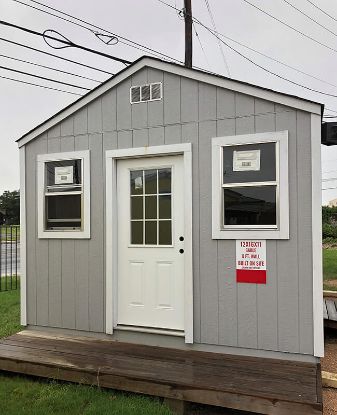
[1,0,337,204]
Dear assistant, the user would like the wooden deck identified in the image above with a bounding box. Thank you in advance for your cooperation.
[0,331,322,415]
[324,296,337,329]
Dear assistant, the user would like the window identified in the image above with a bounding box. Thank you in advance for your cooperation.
[37,150,90,239]
[130,167,172,246]
[212,131,289,239]
[130,82,162,104]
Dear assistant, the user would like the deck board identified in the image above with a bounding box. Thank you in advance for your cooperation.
[0,331,322,415]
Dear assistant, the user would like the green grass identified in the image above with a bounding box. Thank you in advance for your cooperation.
[0,286,172,415]
[0,226,20,242]
[323,248,337,291]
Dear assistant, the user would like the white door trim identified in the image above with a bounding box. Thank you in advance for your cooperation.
[105,143,193,343]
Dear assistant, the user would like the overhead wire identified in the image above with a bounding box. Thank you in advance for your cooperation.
[0,64,90,90]
[304,0,337,24]
[0,20,131,65]
[157,0,337,99]
[281,0,337,38]
[11,0,184,64]
[0,74,83,96]
[0,37,114,75]
[241,0,337,55]
[0,54,100,82]
[192,22,210,70]
[204,0,231,77]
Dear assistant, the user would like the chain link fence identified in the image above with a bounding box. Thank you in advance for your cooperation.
[0,226,19,291]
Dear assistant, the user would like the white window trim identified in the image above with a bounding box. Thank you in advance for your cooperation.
[212,131,289,240]
[20,146,27,325]
[130,82,163,104]
[105,143,193,344]
[37,150,91,239]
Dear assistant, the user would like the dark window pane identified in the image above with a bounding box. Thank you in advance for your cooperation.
[46,194,81,229]
[141,84,150,101]
[145,221,157,244]
[158,168,171,193]
[159,221,172,245]
[131,221,143,244]
[145,170,157,194]
[159,195,171,219]
[47,221,81,230]
[131,196,143,219]
[223,186,277,226]
[223,143,276,184]
[46,159,81,187]
[145,196,157,219]
[130,170,143,195]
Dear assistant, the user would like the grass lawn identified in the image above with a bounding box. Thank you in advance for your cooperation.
[323,248,337,291]
[0,286,172,415]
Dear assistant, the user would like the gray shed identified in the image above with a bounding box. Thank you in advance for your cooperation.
[17,57,324,409]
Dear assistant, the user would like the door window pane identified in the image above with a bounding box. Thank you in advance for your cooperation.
[145,196,157,219]
[158,168,171,193]
[130,170,143,195]
[131,197,143,220]
[223,143,276,184]
[159,221,172,245]
[223,186,277,226]
[159,195,171,219]
[131,221,143,244]
[145,170,157,194]
[145,221,157,244]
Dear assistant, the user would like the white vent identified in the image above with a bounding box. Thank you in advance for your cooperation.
[130,82,162,104]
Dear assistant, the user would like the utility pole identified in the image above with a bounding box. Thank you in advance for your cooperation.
[184,0,193,68]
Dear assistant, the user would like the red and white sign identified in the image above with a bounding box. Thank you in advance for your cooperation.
[236,240,266,284]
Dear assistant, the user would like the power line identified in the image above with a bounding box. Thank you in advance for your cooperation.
[0,65,90,90]
[0,54,100,83]
[0,20,131,65]
[323,187,337,191]
[0,74,83,96]
[305,0,337,24]
[241,0,337,55]
[281,0,337,38]
[11,0,184,64]
[0,37,114,75]
[192,22,210,70]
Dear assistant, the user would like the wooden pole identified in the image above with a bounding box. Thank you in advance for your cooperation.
[184,0,192,68]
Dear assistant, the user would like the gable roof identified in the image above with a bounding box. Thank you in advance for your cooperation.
[17,55,323,148]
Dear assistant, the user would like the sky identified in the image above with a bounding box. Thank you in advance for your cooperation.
[1,0,337,204]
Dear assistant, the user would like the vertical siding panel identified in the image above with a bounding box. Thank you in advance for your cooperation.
[163,72,181,125]
[117,78,132,131]
[297,111,314,354]
[88,133,104,332]
[74,134,90,332]
[103,131,118,152]
[47,135,62,327]
[199,120,218,344]
[47,124,60,138]
[148,127,164,146]
[235,95,258,349]
[182,122,200,342]
[60,136,76,329]
[198,83,216,122]
[217,88,235,119]
[181,78,198,123]
[164,124,182,144]
[35,136,48,327]
[133,129,149,147]
[217,116,238,347]
[74,107,88,136]
[60,117,74,137]
[131,69,148,129]
[255,101,278,351]
[117,130,133,149]
[88,98,102,134]
[148,68,164,127]
[102,89,117,132]
[276,106,299,352]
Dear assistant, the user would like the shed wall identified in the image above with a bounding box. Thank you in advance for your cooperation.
[25,67,314,355]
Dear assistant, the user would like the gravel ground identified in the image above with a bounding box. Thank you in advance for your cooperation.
[323,330,337,413]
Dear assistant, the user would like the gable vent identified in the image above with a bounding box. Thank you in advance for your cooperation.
[130,82,162,104]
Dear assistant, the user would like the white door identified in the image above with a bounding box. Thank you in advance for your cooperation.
[117,155,185,331]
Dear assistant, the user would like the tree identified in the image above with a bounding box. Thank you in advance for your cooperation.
[0,190,20,225]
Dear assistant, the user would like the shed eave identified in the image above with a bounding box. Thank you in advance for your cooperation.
[16,56,323,148]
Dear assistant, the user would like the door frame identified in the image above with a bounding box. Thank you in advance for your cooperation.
[105,143,193,344]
